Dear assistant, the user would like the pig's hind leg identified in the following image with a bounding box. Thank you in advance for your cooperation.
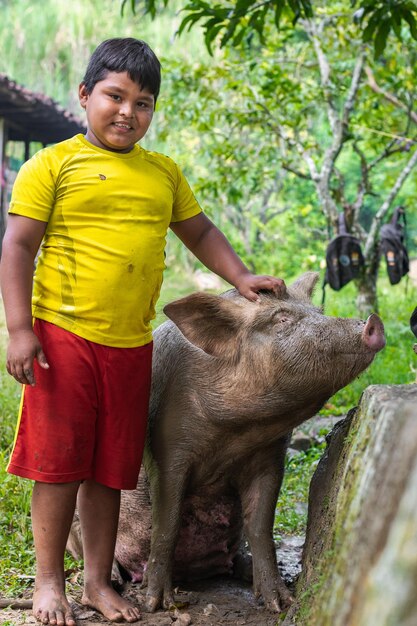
[237,439,293,613]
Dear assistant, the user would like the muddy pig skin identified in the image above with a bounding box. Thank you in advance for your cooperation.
[69,272,385,613]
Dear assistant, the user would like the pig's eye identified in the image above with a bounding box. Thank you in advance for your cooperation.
[275,314,291,324]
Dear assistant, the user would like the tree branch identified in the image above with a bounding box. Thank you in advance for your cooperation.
[342,50,366,127]
[302,21,365,230]
[365,65,417,125]
[364,146,417,258]
[368,138,402,170]
[303,18,339,135]
[282,163,311,180]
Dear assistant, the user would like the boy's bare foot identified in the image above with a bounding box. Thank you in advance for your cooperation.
[33,582,76,626]
[82,583,141,623]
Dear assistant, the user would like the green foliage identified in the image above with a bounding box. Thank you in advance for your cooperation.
[152,12,417,292]
[126,0,417,57]
[353,0,417,58]
[2,0,417,304]
[275,442,326,536]
[177,0,313,53]
[126,0,314,53]
[0,462,34,597]
[121,0,170,18]
[0,0,204,112]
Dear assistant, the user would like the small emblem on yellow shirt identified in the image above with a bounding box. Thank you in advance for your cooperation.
[98,174,107,180]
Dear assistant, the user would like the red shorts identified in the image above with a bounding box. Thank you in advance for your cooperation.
[8,319,153,490]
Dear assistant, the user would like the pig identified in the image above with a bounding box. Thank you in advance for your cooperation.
[68,272,385,613]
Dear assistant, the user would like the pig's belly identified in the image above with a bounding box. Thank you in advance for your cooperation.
[173,491,242,580]
[118,489,242,583]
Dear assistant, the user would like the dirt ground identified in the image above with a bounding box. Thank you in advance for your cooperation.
[1,579,276,626]
[0,537,303,626]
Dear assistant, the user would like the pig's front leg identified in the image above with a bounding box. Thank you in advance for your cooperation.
[237,439,293,613]
[142,464,187,612]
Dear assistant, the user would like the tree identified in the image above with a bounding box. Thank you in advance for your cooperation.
[122,0,417,58]
[155,54,328,278]
[124,0,417,315]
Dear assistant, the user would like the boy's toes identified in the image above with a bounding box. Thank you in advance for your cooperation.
[35,608,75,626]
[54,610,68,626]
[49,612,58,625]
[82,585,141,622]
[35,609,54,624]
[35,609,50,624]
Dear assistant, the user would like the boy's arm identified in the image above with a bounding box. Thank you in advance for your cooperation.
[170,212,285,301]
[0,214,49,386]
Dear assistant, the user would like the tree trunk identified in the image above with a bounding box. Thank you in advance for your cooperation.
[356,255,380,317]
[356,275,378,318]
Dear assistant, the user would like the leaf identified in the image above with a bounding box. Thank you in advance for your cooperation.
[390,7,403,39]
[220,16,241,48]
[232,25,249,46]
[233,0,254,18]
[401,8,417,40]
[207,23,226,53]
[374,19,391,58]
[274,1,284,28]
[120,0,136,16]
[300,0,314,18]
[362,11,382,43]
[177,10,207,36]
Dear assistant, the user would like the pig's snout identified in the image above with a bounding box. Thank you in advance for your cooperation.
[362,314,385,352]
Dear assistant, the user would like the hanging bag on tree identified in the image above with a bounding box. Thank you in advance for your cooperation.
[379,206,409,285]
[410,306,417,339]
[410,306,417,357]
[324,213,364,292]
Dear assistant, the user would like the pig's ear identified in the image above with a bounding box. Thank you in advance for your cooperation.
[163,292,242,358]
[289,272,320,300]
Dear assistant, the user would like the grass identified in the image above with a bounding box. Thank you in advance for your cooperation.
[274,442,327,538]
[0,267,416,598]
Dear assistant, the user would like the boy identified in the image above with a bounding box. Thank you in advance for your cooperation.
[0,38,284,626]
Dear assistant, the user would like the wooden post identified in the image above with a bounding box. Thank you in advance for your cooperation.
[24,139,30,162]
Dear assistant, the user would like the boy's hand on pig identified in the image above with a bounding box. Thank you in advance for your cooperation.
[234,273,286,302]
[6,330,49,386]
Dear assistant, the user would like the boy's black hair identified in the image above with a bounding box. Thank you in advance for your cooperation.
[82,38,161,103]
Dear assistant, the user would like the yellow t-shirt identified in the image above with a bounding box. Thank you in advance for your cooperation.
[9,134,201,347]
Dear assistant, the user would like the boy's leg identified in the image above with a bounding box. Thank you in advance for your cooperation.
[32,481,80,626]
[78,479,141,623]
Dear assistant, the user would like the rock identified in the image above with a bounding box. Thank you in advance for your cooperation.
[284,384,417,626]
[172,608,192,625]
[294,415,344,444]
[286,447,302,459]
[202,603,220,616]
[276,535,304,589]
[289,431,312,451]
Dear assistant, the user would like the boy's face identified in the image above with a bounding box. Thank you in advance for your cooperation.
[79,71,155,153]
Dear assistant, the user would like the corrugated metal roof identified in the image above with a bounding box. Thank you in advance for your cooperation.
[0,73,86,144]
